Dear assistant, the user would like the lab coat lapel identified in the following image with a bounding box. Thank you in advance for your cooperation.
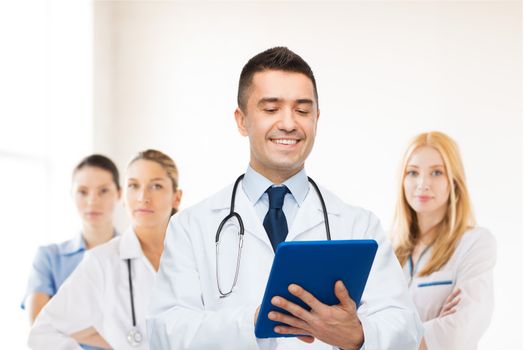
[119,227,142,260]
[234,185,274,250]
[286,187,325,242]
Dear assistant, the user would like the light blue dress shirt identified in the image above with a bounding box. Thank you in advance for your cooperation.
[23,233,113,350]
[242,166,310,229]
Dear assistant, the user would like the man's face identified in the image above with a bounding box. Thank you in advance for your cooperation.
[235,70,319,183]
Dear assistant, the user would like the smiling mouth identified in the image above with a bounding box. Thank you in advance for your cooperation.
[271,138,298,145]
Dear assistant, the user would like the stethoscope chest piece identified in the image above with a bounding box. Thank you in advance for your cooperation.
[127,327,143,347]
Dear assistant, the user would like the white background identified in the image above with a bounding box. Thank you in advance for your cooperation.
[1,0,521,348]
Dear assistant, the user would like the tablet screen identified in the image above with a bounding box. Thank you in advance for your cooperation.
[254,239,377,339]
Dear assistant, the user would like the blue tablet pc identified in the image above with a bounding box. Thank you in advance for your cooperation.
[254,239,378,339]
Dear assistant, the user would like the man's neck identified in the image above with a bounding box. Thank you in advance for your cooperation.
[250,163,304,184]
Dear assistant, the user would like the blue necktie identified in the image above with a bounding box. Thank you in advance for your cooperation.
[263,186,290,252]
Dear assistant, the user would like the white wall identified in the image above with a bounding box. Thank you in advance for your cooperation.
[94,1,521,348]
[1,0,94,348]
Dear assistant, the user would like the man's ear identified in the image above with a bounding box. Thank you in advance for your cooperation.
[234,107,249,137]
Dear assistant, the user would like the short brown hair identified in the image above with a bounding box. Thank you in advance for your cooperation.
[237,47,318,111]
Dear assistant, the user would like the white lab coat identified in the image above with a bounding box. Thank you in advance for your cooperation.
[147,182,423,349]
[404,227,496,350]
[28,228,156,350]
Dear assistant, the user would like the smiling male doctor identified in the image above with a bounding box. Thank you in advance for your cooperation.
[147,47,423,349]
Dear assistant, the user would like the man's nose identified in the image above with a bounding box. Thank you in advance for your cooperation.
[277,108,297,132]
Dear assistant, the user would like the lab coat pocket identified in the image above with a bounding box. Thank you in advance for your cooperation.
[412,271,454,319]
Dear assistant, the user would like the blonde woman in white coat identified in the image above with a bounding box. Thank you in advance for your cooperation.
[28,150,182,350]
[392,131,496,350]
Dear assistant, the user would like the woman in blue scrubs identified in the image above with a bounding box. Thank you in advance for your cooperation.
[28,149,182,350]
[22,154,121,349]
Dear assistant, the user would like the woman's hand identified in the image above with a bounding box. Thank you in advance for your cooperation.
[439,288,461,317]
[72,327,112,349]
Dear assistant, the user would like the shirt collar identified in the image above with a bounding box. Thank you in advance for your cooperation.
[58,234,86,256]
[58,230,118,256]
[242,166,309,207]
[119,227,144,260]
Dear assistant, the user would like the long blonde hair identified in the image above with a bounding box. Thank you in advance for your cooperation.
[392,131,475,276]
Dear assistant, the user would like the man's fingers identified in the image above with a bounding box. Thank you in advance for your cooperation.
[272,296,314,323]
[334,280,355,309]
[288,284,323,311]
[268,311,310,331]
[297,335,316,344]
[274,324,313,339]
[254,306,260,326]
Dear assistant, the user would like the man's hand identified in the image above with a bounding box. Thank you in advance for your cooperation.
[268,280,364,350]
[438,288,461,317]
[419,337,428,350]
[254,306,260,326]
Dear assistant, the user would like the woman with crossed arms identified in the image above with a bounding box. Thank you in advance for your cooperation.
[23,154,120,350]
[29,149,182,349]
[392,131,496,350]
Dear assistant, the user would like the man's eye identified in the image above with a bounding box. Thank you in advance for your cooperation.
[264,108,277,113]
[296,109,309,115]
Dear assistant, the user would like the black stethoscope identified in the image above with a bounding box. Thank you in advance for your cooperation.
[126,259,143,346]
[215,174,332,298]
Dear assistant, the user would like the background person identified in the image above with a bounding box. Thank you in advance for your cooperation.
[392,131,496,350]
[22,154,121,350]
[28,149,182,350]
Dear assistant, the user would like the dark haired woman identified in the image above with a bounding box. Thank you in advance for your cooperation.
[22,154,121,349]
[28,150,182,350]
